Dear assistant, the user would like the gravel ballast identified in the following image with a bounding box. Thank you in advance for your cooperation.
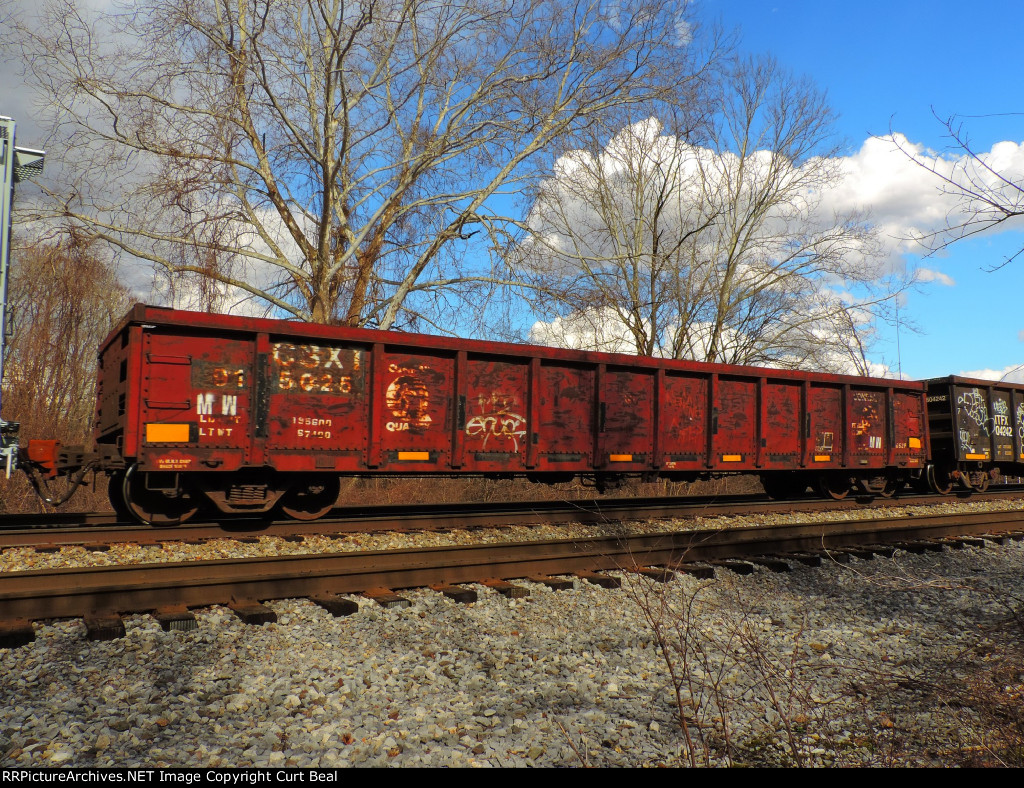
[3,511,1024,767]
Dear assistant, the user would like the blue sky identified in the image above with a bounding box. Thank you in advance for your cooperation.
[4,0,1022,381]
[708,0,1024,380]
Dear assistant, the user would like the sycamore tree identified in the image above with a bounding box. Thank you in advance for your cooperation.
[7,0,718,328]
[521,55,904,373]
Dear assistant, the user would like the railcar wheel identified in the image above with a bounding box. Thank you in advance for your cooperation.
[761,475,790,500]
[279,476,340,521]
[121,465,200,525]
[926,464,954,495]
[107,471,133,521]
[966,470,990,493]
[817,474,851,501]
[879,478,904,499]
[762,474,809,500]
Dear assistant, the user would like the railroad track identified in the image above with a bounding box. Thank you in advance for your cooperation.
[2,507,1022,648]
[3,488,1022,550]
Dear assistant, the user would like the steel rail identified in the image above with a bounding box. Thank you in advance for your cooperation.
[1,508,1022,623]
[3,489,1022,550]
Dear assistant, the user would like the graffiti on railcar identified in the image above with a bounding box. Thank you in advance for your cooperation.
[957,388,989,431]
[991,397,1012,438]
[465,391,527,452]
[385,363,448,433]
[850,391,883,451]
[956,387,992,453]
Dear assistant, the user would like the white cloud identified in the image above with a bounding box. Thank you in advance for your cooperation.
[529,309,643,355]
[533,121,1024,297]
[529,303,903,378]
[916,268,955,286]
[959,364,1024,384]
[823,134,1024,272]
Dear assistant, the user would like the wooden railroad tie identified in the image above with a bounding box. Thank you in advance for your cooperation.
[362,588,411,609]
[229,601,278,625]
[707,559,756,575]
[0,619,35,649]
[632,566,675,583]
[785,552,826,566]
[748,557,792,573]
[84,614,126,641]
[574,570,621,589]
[430,584,478,604]
[312,594,361,617]
[154,605,198,632]
[527,575,575,591]
[481,579,530,599]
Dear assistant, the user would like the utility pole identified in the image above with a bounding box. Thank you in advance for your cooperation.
[0,116,45,477]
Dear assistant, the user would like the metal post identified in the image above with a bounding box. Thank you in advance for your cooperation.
[0,116,45,477]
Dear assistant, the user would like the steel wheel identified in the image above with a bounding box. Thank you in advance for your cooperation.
[762,474,809,500]
[817,474,850,501]
[107,470,133,521]
[280,476,340,521]
[761,475,791,500]
[121,464,200,525]
[927,464,954,495]
[879,477,904,499]
[966,470,990,493]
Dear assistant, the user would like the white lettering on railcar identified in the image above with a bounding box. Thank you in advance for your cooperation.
[198,426,234,437]
[196,393,215,415]
[292,416,333,427]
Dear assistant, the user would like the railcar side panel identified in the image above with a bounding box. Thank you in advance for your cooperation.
[461,357,529,471]
[761,380,801,468]
[535,363,594,471]
[138,333,253,473]
[892,390,926,469]
[807,384,843,467]
[600,368,654,470]
[659,374,708,470]
[1015,390,1024,463]
[264,340,368,471]
[926,380,956,464]
[376,350,453,470]
[953,383,994,462]
[95,327,131,444]
[713,377,758,469]
[848,389,886,467]
[990,390,1015,464]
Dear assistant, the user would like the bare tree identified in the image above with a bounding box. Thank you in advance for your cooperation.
[891,110,1024,270]
[0,232,132,511]
[522,56,902,373]
[7,0,717,329]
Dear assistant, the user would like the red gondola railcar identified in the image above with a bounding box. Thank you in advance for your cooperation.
[26,304,929,523]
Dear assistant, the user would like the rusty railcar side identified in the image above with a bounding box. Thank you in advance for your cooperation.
[43,305,930,522]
